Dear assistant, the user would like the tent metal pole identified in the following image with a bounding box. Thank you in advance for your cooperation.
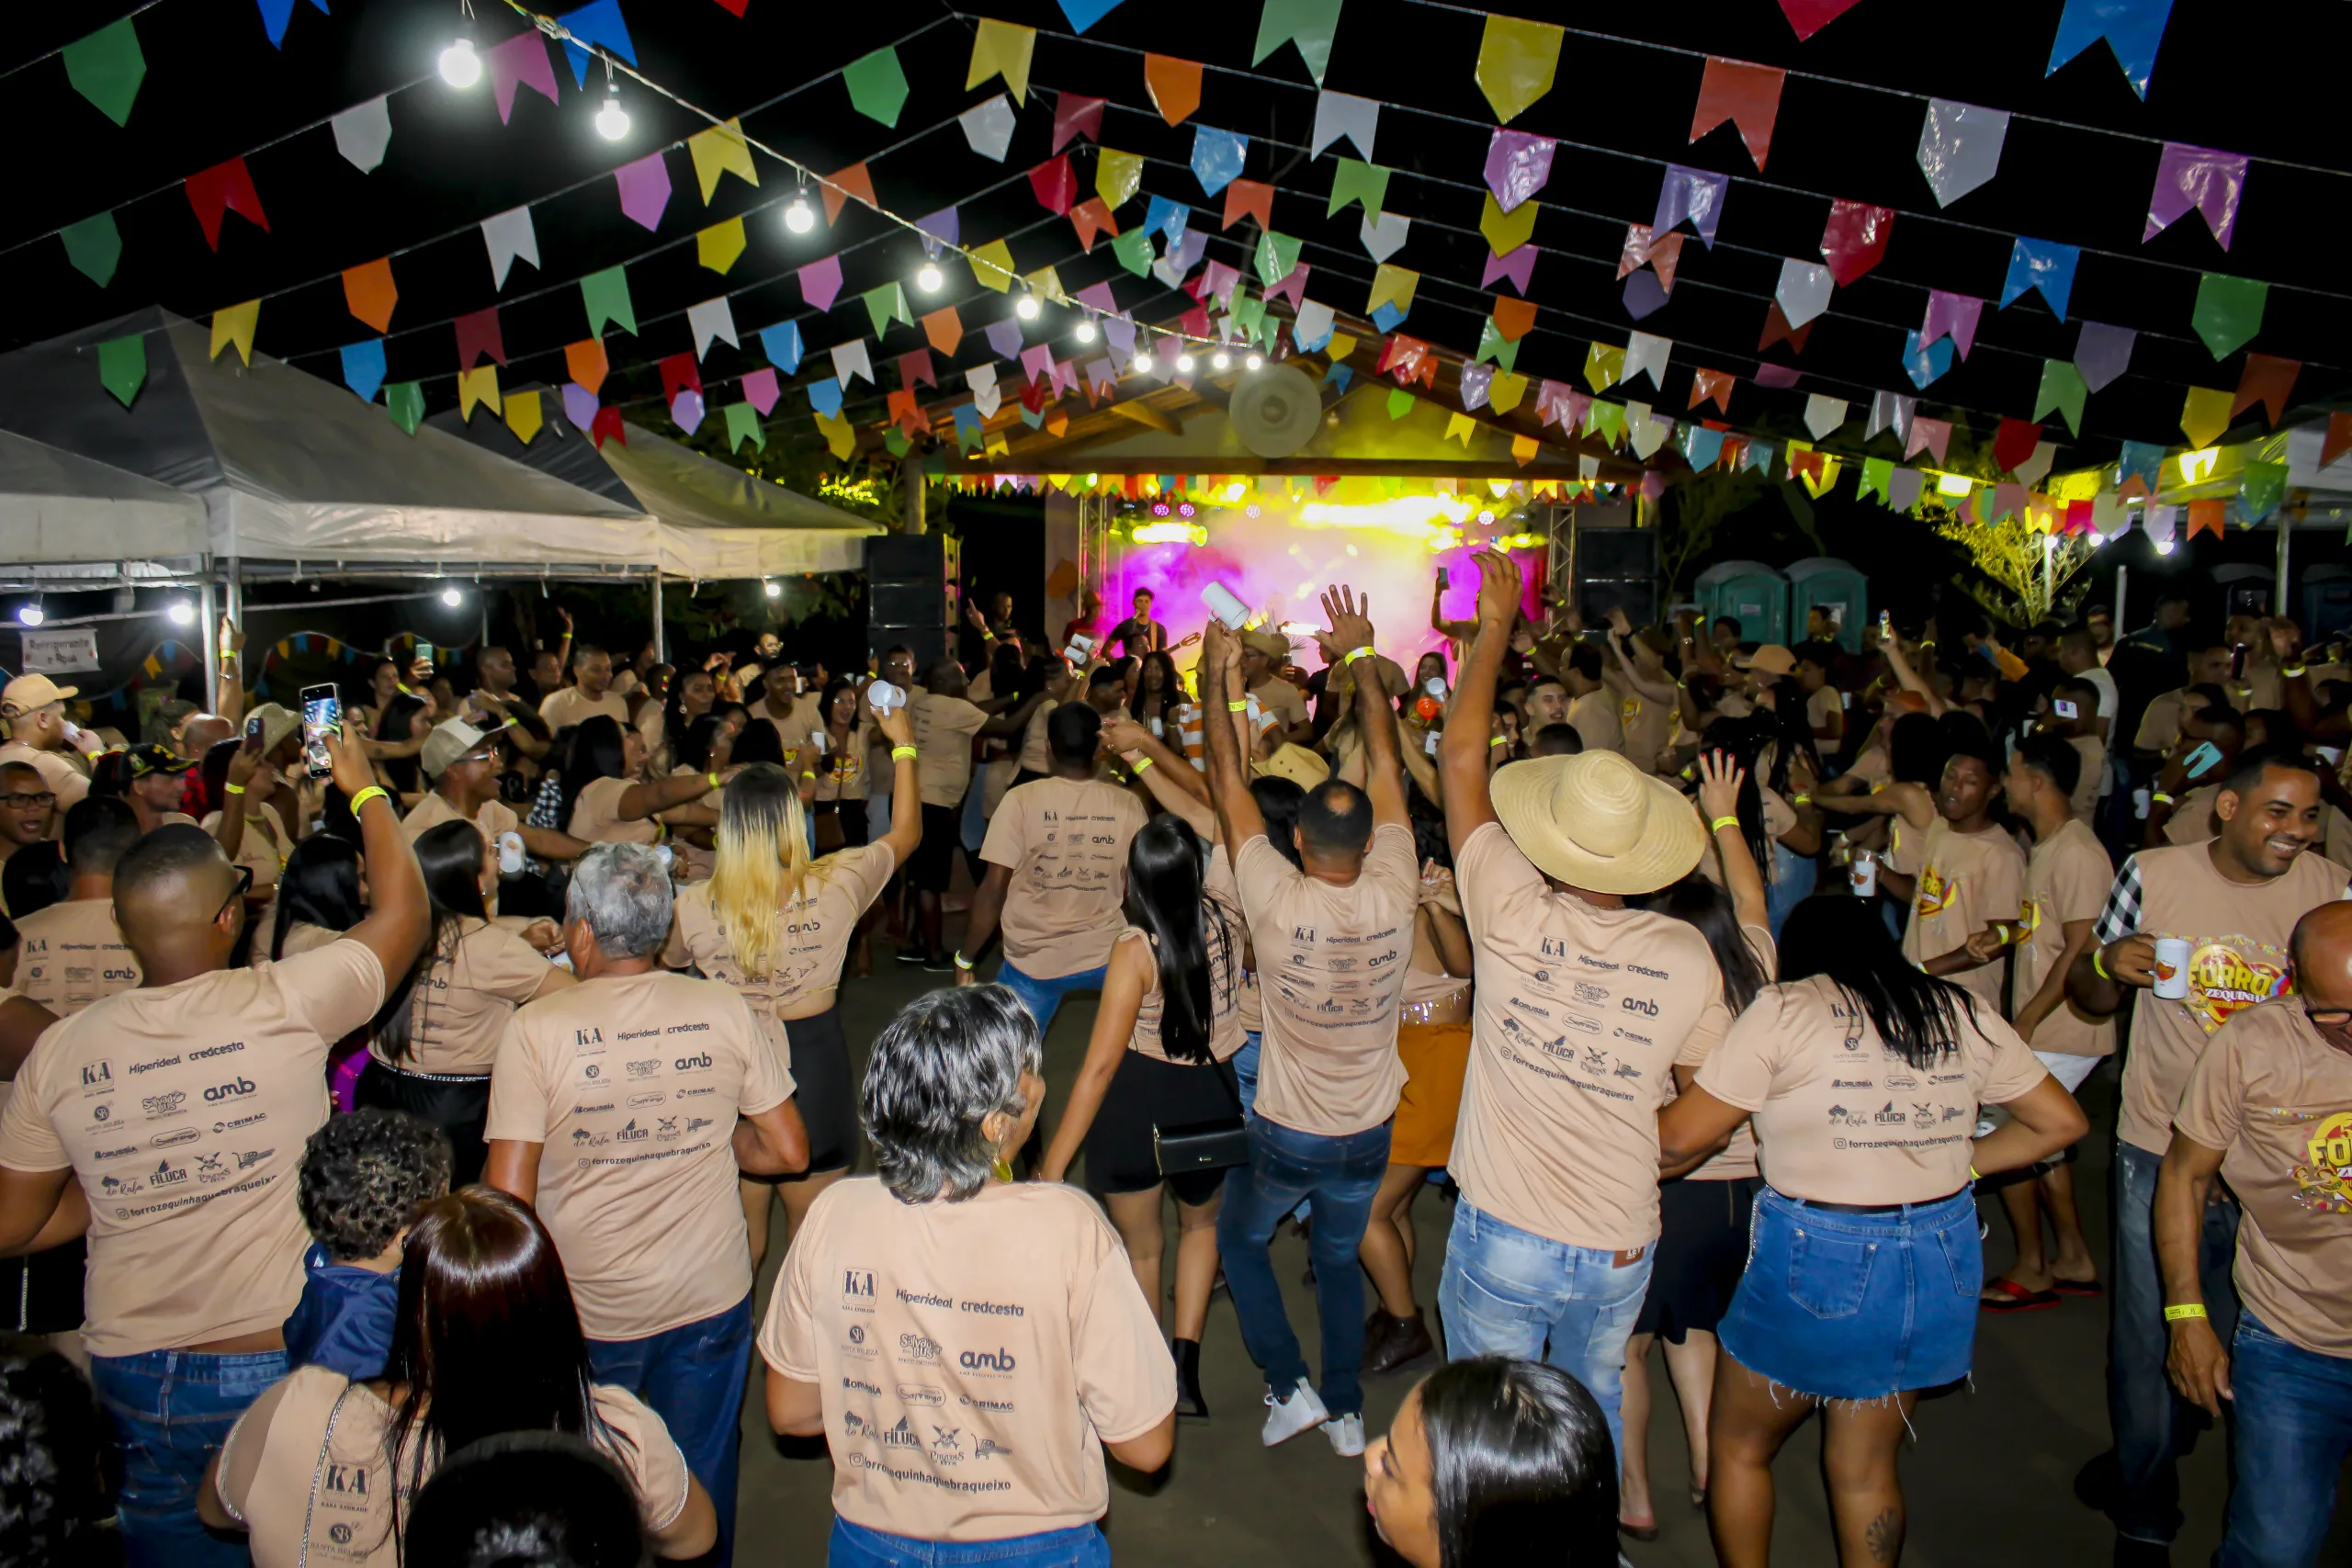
[650,574,665,666]
[2276,518,2293,619]
[2114,564,2129,640]
[198,571,219,713]
[904,461,928,536]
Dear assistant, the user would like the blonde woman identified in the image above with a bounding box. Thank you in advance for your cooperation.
[664,698,922,1270]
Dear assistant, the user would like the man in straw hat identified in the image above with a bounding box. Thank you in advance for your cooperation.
[1240,627,1315,750]
[1203,589,1418,1461]
[1433,549,1733,1479]
[0,674,97,820]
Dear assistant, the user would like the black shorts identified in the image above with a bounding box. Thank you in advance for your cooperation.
[354,1058,492,1188]
[812,801,871,849]
[745,1003,858,1179]
[0,1240,86,1335]
[908,802,961,892]
[1083,1051,1242,1209]
[1634,1174,1758,1343]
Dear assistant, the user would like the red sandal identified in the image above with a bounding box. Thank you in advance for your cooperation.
[1980,1277,2062,1314]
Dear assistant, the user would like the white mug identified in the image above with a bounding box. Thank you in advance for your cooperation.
[2153,937,2192,1000]
[1201,582,1252,630]
[866,681,906,715]
[1850,849,1879,897]
[496,831,526,876]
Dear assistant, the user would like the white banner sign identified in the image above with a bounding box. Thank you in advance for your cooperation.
[18,627,99,675]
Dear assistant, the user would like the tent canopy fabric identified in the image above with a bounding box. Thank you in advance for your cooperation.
[0,310,663,569]
[0,428,209,565]
[426,391,877,576]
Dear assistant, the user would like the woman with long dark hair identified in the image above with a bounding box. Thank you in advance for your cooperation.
[808,676,873,853]
[202,1187,717,1565]
[1365,1357,1621,1568]
[1125,649,1197,755]
[1698,712,1825,939]
[1657,897,2087,1565]
[560,715,718,847]
[644,664,718,777]
[1813,710,1949,935]
[1037,812,1245,1418]
[356,821,571,1184]
[273,833,367,960]
[666,701,922,1274]
[371,692,433,801]
[1619,751,1777,1538]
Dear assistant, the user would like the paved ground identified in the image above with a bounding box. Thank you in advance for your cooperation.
[731,947,2347,1566]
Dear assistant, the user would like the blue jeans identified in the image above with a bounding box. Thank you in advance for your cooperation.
[1440,1199,1653,1474]
[831,1516,1111,1567]
[998,959,1107,1037]
[588,1292,754,1568]
[1766,840,1816,941]
[1217,1115,1390,1417]
[88,1346,289,1568]
[2109,1138,2240,1544]
[1234,1032,1261,1117]
[2222,1312,2352,1568]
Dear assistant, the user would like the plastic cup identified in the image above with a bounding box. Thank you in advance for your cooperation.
[2153,937,2191,1000]
[1850,850,1879,897]
[1201,582,1252,630]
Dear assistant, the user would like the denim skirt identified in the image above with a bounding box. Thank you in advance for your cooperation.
[1717,1184,1980,1401]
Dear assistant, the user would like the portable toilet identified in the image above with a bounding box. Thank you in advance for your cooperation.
[1694,559,1789,649]
[1786,558,1869,653]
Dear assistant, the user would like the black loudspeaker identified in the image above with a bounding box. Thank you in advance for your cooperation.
[865,534,958,671]
[1574,527,1658,629]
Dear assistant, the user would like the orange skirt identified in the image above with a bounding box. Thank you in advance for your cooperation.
[1390,1021,1473,1168]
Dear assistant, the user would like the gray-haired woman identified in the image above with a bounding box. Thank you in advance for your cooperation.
[760,985,1175,1568]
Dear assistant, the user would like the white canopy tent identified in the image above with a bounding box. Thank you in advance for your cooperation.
[0,429,209,579]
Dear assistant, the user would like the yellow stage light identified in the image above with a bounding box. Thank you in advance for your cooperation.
[1131,522,1206,544]
[1935,472,1973,497]
[2177,447,2219,484]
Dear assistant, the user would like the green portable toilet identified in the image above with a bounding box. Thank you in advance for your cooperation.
[1694,559,1788,648]
[1786,558,1869,653]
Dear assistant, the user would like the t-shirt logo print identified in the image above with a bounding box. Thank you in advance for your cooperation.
[2294,1110,2352,1213]
[1915,863,1957,919]
[2180,936,2293,1034]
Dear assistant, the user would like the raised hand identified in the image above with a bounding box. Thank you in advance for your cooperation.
[1473,550,1521,629]
[1696,750,1746,824]
[1319,585,1376,660]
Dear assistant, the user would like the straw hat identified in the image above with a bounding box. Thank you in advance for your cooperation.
[1238,627,1293,660]
[1736,644,1796,677]
[243,702,302,756]
[1489,750,1707,896]
[1253,743,1329,790]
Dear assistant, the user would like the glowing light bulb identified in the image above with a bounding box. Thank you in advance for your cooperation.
[915,263,944,293]
[166,600,196,626]
[1133,354,1154,373]
[784,196,815,234]
[437,36,481,88]
[1175,354,1196,373]
[440,587,464,608]
[2154,538,2177,555]
[1244,354,1262,370]
[2088,531,2105,547]
[1212,351,1231,370]
[1014,294,1041,321]
[763,579,782,598]
[594,87,630,141]
[1074,320,1098,344]
[15,604,42,627]
[1935,472,1973,497]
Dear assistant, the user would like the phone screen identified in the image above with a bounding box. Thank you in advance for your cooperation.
[300,684,342,778]
[1436,567,1449,592]
[2231,643,2249,680]
[242,715,266,755]
[2183,740,2225,780]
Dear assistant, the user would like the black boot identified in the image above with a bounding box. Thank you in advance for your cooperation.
[1172,1337,1208,1420]
[1363,1310,1435,1375]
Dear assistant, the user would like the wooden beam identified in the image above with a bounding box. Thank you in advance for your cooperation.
[1105,400,1185,436]
[940,457,1624,480]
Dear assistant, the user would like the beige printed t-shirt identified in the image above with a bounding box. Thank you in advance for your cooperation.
[814,721,876,802]
[1683,924,1777,1183]
[1233,823,1418,1135]
[12,897,140,1014]
[215,1365,687,1568]
[1614,681,1675,773]
[1901,818,2025,1012]
[398,789,519,849]
[2107,842,2351,1156]
[1250,678,1310,740]
[1807,684,1845,742]
[1016,699,1059,776]
[568,774,661,846]
[538,686,628,733]
[0,941,387,1357]
[2164,784,2223,846]
[1699,973,2046,1204]
[665,843,898,1021]
[2017,818,2117,1058]
[978,779,1147,980]
[380,918,556,1076]
[909,691,989,807]
[1566,689,1625,754]
[1453,821,1730,1251]
[759,1179,1176,1542]
[2067,736,2105,825]
[1120,847,1247,1064]
[483,970,794,1340]
[2174,1000,2352,1358]
[201,801,294,894]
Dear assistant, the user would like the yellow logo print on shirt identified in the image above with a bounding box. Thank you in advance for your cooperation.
[2293,1110,2352,1214]
[1621,695,1641,725]
[2018,895,2045,935]
[1915,863,1956,919]
[2179,938,2294,1034]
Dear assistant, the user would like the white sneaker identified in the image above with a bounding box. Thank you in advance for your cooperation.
[1260,1378,1329,1447]
[1321,1413,1365,1457]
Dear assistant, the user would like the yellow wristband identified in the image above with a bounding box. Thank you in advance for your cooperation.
[1792,793,1812,807]
[224,782,247,795]
[1132,755,1154,773]
[2151,791,2176,806]
[1969,1165,1981,1181]
[953,952,975,971]
[800,770,817,780]
[1227,700,1249,712]
[347,785,389,815]
[1710,815,1740,834]
[1489,735,1509,748]
[891,745,918,761]
[1343,646,1374,666]
[2092,947,2112,981]
[2164,1303,2209,1323]
[2281,664,2308,679]
[707,773,723,792]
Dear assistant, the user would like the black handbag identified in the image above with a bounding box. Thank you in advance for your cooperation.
[1152,1058,1250,1177]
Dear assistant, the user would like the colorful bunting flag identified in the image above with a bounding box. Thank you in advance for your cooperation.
[332,96,391,173]
[186,156,268,250]
[1475,15,1563,124]
[2047,0,2176,98]
[1029,155,1075,214]
[822,163,875,226]
[967,18,1035,101]
[1689,369,1734,413]
[1916,99,2007,207]
[1146,55,1203,126]
[1900,331,1953,389]
[1484,130,1555,213]
[967,241,1015,292]
[1779,0,1864,39]
[580,265,636,337]
[1653,165,1727,248]
[2000,236,2079,320]
[2074,321,2135,391]
[458,365,502,422]
[1820,200,1893,286]
[337,338,383,403]
[757,320,802,374]
[1310,90,1378,157]
[1623,332,1670,388]
[97,333,146,407]
[1253,0,1342,85]
[61,213,121,288]
[697,217,746,274]
[1775,259,1833,328]
[1362,211,1411,263]
[339,257,397,333]
[2034,360,2087,435]
[686,118,759,203]
[1193,128,1248,197]
[63,17,146,128]
[481,206,538,289]
[566,338,609,394]
[2145,143,2245,250]
[1052,93,1105,152]
[1690,57,1781,169]
[2190,273,2265,359]
[487,31,560,124]
[1328,159,1388,218]
[799,254,844,311]
[454,306,504,368]
[1919,290,1983,358]
[210,299,259,364]
[960,94,1017,162]
[833,339,874,388]
[724,401,764,453]
[687,297,739,357]
[862,282,913,337]
[506,389,544,446]
[2231,354,2298,427]
[1905,416,1952,464]
[385,382,424,434]
[1479,194,1537,255]
[742,367,781,414]
[555,0,637,87]
[1492,296,1538,343]
[842,45,910,126]
[614,152,671,230]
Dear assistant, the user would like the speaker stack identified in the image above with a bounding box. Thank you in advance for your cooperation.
[865,534,960,671]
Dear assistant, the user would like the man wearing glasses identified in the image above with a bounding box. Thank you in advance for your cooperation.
[0,721,429,1567]
[0,761,55,868]
[2065,747,2352,1564]
[0,674,96,820]
[2159,899,2352,1568]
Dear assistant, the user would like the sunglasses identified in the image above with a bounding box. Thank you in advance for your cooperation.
[214,864,255,925]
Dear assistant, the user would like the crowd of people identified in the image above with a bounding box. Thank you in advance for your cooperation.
[0,558,2344,1568]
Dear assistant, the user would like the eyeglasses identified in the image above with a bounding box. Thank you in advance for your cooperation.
[0,791,55,809]
[214,864,255,925]
[2303,999,2352,1032]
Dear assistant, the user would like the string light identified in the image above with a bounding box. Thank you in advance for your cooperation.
[1244,353,1263,370]
[2154,538,2177,555]
[594,82,629,141]
[914,262,944,293]
[1212,351,1231,370]
[1013,293,1042,321]
[1073,320,1098,344]
[783,193,815,234]
[1132,353,1154,373]
[763,578,782,597]
[440,586,465,608]
[1175,353,1196,372]
[15,603,42,627]
[166,600,196,626]
[437,36,481,88]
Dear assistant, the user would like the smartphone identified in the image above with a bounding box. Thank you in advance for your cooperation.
[300,682,341,779]
[2053,698,2079,719]
[1436,567,1450,592]
[242,714,266,756]
[1879,609,1892,636]
[2182,739,2225,780]
[2231,643,2248,680]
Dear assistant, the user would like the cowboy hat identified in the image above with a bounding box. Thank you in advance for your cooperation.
[1253,742,1329,789]
[1735,644,1796,677]
[1238,627,1293,660]
[1489,750,1707,897]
